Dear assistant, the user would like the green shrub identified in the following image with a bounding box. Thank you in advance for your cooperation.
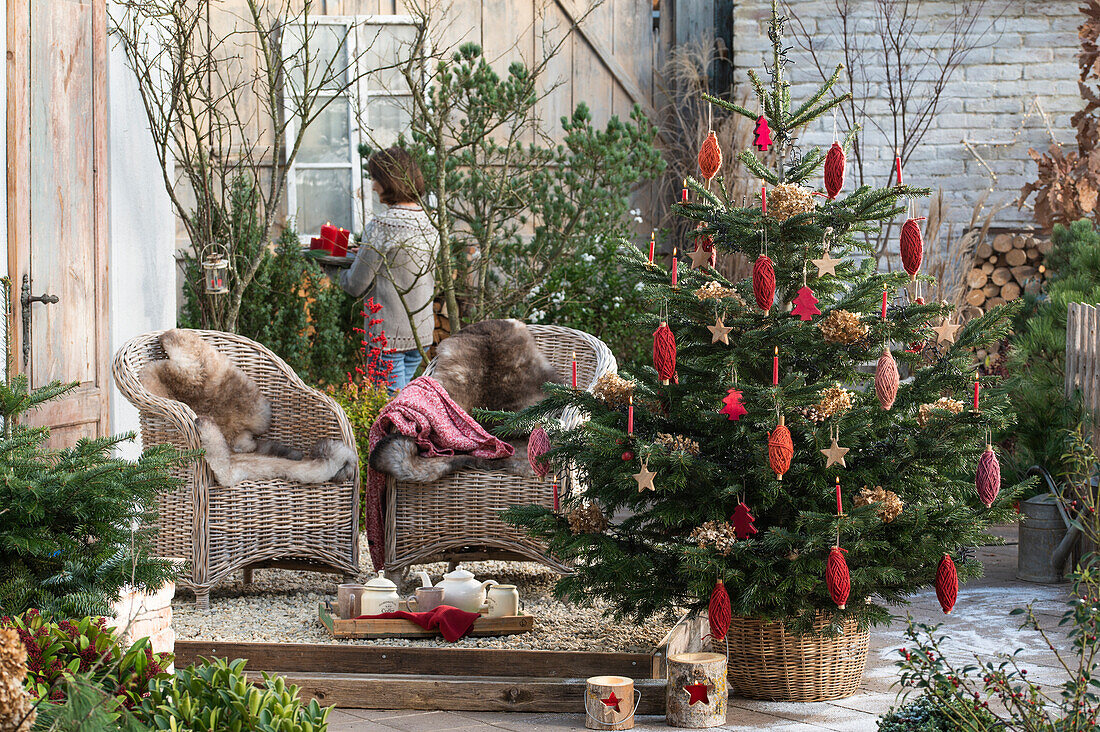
[2,610,172,709]
[327,378,390,523]
[132,657,330,732]
[878,694,994,731]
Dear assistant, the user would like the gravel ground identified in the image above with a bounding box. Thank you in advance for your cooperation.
[173,536,677,652]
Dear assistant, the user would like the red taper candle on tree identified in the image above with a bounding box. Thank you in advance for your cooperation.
[671,248,678,287]
[648,231,655,264]
[571,351,578,389]
[973,371,980,410]
[682,183,688,203]
[772,346,779,385]
[895,149,903,186]
[552,481,559,512]
[761,185,767,214]
[627,395,634,436]
[836,476,843,515]
[881,286,888,320]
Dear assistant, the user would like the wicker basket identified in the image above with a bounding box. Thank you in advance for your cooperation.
[712,614,869,702]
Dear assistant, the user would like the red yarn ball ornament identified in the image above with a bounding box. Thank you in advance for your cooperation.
[653,322,677,385]
[768,418,793,480]
[752,254,776,314]
[976,445,1001,508]
[698,131,722,182]
[622,450,634,461]
[875,349,900,411]
[824,142,846,199]
[826,546,851,610]
[527,427,551,478]
[900,218,924,279]
[707,580,732,642]
[935,554,958,614]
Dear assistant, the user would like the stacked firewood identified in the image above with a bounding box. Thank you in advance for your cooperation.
[964,232,1051,313]
[432,299,451,351]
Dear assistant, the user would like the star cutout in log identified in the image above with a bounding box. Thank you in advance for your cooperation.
[708,315,733,345]
[689,246,714,270]
[821,437,850,468]
[932,318,961,344]
[791,286,821,321]
[812,249,842,278]
[684,682,710,706]
[600,692,622,712]
[633,460,656,492]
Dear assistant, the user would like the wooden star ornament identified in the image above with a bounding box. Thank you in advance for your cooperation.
[689,245,714,270]
[633,460,656,492]
[821,437,850,468]
[932,318,961,344]
[708,315,733,345]
[812,249,842,278]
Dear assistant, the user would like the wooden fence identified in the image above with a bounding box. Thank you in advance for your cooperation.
[1066,303,1100,431]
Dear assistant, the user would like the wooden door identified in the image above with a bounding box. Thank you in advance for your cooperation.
[7,0,109,446]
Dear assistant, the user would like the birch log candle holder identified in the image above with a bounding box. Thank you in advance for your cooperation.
[666,652,727,728]
[585,675,636,730]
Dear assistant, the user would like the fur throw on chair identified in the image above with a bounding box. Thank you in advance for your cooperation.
[141,329,356,487]
[369,319,560,482]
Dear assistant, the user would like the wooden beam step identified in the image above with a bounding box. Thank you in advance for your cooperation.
[252,672,667,714]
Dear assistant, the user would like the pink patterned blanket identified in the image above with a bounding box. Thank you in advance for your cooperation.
[365,376,514,569]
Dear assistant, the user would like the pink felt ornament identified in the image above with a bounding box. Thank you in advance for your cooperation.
[527,427,551,478]
[824,142,846,199]
[754,115,772,151]
[900,218,925,279]
[976,445,1001,508]
[653,322,677,385]
[753,255,776,314]
[875,349,899,410]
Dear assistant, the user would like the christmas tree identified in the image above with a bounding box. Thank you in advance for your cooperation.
[505,3,1026,631]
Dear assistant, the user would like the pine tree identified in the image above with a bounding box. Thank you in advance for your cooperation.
[0,278,192,618]
[505,3,1028,630]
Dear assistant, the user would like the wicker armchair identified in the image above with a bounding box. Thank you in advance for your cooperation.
[113,330,360,610]
[383,324,616,581]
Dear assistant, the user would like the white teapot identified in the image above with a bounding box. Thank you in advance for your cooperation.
[417,567,498,613]
[360,571,401,615]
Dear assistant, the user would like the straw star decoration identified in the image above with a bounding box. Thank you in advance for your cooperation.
[708,315,733,345]
[633,460,656,492]
[932,318,961,344]
[821,437,850,468]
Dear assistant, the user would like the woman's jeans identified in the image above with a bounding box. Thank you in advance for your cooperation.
[380,349,423,394]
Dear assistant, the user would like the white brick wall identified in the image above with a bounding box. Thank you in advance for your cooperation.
[731,1,1080,229]
[110,582,175,658]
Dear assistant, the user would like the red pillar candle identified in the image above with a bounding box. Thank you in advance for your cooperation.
[309,236,326,251]
[881,286,888,320]
[572,351,578,389]
[627,394,634,436]
[895,149,903,186]
[973,371,980,410]
[320,222,339,252]
[671,248,678,287]
[648,231,655,264]
[836,476,843,515]
[772,346,779,386]
[331,228,351,257]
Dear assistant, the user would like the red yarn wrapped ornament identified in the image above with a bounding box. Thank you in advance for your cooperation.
[752,255,776,314]
[719,388,747,421]
[753,115,772,151]
[826,546,851,610]
[698,131,722,182]
[527,427,551,478]
[707,580,732,641]
[768,417,793,480]
[900,218,924,279]
[824,142,846,199]
[731,502,758,539]
[875,349,900,411]
[935,554,958,614]
[653,322,677,385]
[976,445,1001,508]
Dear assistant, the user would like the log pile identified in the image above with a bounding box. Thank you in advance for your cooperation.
[962,232,1051,318]
[432,299,451,348]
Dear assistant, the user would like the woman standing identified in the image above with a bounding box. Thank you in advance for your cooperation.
[340,147,437,393]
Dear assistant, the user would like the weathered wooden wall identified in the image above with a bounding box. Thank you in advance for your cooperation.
[1066,302,1100,436]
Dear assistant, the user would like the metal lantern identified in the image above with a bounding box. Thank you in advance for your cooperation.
[201,250,229,294]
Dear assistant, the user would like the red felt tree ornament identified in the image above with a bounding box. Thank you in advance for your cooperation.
[791,286,821,321]
[976,445,1001,508]
[731,502,758,539]
[752,255,776,314]
[719,388,747,421]
[753,115,772,151]
[527,427,551,478]
[653,322,677,385]
[698,131,722,182]
[935,554,958,614]
[768,417,793,480]
[707,580,732,641]
[900,218,925,279]
[826,546,851,610]
[824,142,846,199]
[875,349,900,410]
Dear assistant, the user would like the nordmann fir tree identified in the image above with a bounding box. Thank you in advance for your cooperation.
[504,3,1028,632]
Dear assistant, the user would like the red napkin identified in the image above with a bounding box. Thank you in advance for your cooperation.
[356,605,481,642]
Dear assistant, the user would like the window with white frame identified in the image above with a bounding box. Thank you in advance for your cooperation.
[284,16,417,240]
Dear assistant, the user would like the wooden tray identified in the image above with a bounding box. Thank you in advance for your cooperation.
[301,248,354,268]
[318,603,534,640]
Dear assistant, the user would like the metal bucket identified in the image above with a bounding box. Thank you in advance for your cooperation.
[1017,494,1071,584]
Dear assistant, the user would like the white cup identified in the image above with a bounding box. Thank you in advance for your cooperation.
[486,584,519,617]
